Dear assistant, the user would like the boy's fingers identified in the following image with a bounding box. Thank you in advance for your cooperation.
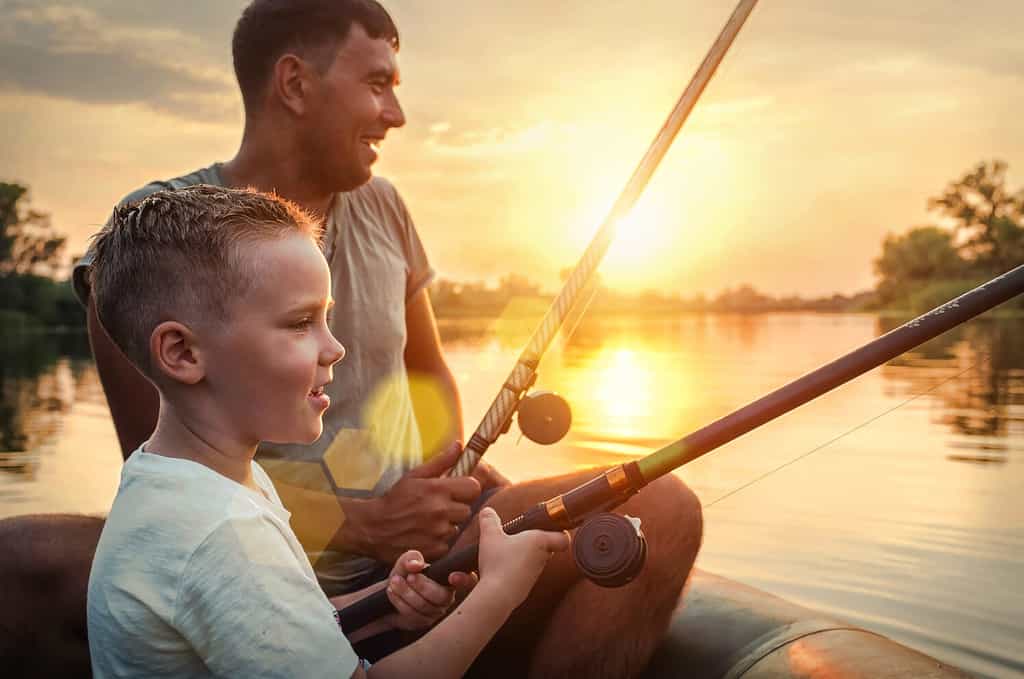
[407,572,456,607]
[388,575,437,617]
[448,571,478,594]
[393,550,425,576]
[539,529,570,553]
[388,595,430,628]
[477,506,503,537]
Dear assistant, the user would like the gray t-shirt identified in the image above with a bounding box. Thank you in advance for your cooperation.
[76,164,434,590]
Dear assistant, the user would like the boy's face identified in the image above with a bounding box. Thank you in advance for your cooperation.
[202,232,344,445]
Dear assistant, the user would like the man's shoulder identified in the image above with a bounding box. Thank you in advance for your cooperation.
[345,175,403,209]
[117,164,224,207]
[340,176,412,235]
[74,163,224,303]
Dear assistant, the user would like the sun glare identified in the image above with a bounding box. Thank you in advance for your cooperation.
[610,199,667,263]
[591,133,733,290]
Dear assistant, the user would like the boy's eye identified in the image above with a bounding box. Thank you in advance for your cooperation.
[291,318,313,331]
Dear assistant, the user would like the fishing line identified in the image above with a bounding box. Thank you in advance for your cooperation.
[703,360,980,509]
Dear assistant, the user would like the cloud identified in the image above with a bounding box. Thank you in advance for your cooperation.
[0,2,238,121]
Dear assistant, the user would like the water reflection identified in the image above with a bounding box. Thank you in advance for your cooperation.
[880,318,1024,461]
[1,315,1022,677]
[0,331,92,480]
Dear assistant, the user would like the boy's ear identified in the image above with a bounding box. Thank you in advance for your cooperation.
[150,321,205,385]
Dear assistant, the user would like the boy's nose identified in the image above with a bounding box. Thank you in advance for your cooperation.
[323,337,345,366]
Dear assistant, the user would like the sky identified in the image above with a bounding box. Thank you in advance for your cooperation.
[2,0,1022,296]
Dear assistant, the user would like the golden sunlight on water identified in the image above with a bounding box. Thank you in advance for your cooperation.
[1,314,1022,677]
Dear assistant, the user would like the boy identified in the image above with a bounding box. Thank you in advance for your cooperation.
[86,185,568,678]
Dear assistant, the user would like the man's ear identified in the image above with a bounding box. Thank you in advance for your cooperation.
[150,321,204,385]
[273,53,315,116]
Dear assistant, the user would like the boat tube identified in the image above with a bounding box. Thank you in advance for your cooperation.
[644,570,970,678]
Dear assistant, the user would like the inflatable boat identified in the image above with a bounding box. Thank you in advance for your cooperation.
[645,570,969,678]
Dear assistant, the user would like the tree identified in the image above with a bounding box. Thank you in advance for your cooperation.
[0,183,66,277]
[928,160,1024,272]
[873,226,964,305]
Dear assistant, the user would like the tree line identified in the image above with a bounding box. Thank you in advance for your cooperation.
[0,183,84,330]
[2,160,1020,333]
[874,159,1023,312]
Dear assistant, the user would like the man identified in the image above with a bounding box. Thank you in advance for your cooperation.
[73,1,702,676]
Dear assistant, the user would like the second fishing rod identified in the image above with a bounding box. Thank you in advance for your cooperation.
[447,0,761,478]
[337,264,1024,632]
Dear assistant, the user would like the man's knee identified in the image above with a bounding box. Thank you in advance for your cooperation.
[630,474,703,564]
[640,473,702,530]
[0,514,103,677]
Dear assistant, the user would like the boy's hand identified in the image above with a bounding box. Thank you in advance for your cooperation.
[383,550,477,631]
[340,444,481,563]
[476,507,569,611]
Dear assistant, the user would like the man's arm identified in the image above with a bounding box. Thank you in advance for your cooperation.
[291,291,492,565]
[87,296,159,459]
[403,288,463,455]
[403,289,509,490]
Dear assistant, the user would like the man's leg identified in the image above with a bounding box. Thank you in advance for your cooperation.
[455,469,702,679]
[0,514,104,679]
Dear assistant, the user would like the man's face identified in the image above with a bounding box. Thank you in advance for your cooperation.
[307,23,405,191]
[202,233,345,445]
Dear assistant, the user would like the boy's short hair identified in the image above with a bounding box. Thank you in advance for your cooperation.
[233,0,400,113]
[90,185,321,378]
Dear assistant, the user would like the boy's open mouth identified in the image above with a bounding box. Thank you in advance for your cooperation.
[309,386,325,397]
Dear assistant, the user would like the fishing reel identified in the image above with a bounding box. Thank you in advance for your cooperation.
[517,391,572,445]
[573,513,647,588]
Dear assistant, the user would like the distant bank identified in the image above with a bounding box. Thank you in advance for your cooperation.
[2,159,1021,331]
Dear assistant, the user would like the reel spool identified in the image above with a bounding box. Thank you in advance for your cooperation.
[517,391,572,445]
[573,513,647,588]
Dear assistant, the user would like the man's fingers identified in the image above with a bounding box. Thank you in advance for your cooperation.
[442,476,482,503]
[445,503,472,526]
[406,443,462,479]
[421,540,451,562]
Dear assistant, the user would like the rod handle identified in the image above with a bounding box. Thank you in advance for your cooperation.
[337,504,552,633]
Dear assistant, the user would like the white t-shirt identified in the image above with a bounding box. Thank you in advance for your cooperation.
[74,166,435,593]
[87,449,360,678]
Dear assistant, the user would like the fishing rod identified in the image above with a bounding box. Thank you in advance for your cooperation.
[448,0,761,478]
[340,264,1024,631]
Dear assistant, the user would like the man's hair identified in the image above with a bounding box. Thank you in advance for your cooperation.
[233,0,400,113]
[90,185,321,377]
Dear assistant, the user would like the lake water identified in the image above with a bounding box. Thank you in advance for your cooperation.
[1,313,1022,678]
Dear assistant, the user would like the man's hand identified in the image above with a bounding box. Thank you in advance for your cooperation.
[340,444,481,563]
[470,457,510,492]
